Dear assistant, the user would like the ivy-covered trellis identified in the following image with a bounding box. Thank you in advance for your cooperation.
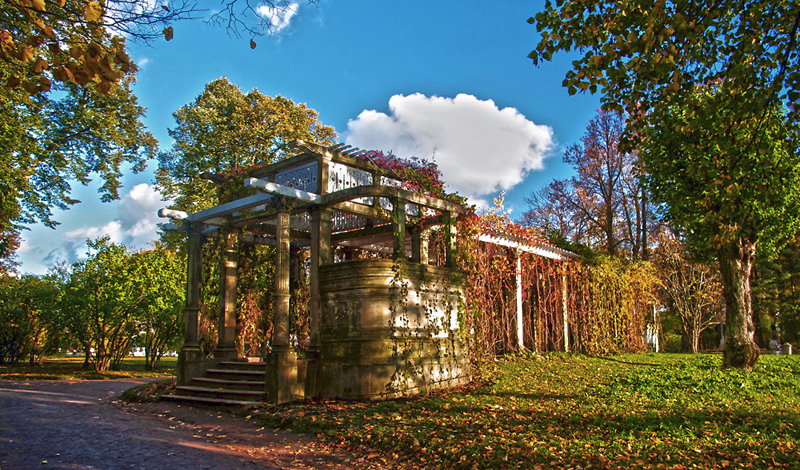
[160,140,658,405]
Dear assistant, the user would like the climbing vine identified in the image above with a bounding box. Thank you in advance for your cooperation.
[195,149,658,371]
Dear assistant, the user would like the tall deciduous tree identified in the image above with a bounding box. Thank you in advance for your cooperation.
[0,273,60,364]
[156,77,337,212]
[653,231,724,353]
[522,110,653,260]
[752,235,800,347]
[130,247,185,370]
[0,74,156,269]
[1,0,310,94]
[60,237,142,372]
[530,0,800,369]
[641,88,800,368]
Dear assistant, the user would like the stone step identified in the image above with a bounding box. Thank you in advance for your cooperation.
[206,368,265,381]
[218,360,267,371]
[161,394,260,409]
[191,377,266,391]
[174,385,266,401]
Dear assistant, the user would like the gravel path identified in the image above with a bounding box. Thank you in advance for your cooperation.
[0,378,358,470]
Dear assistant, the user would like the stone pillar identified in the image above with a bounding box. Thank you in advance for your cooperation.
[266,197,297,404]
[215,230,238,359]
[410,226,421,263]
[562,270,570,353]
[516,250,524,351]
[392,198,406,260]
[178,222,204,385]
[307,206,332,398]
[419,228,430,265]
[445,212,456,268]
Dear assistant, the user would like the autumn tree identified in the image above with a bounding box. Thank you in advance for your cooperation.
[641,88,800,368]
[653,231,724,353]
[156,77,337,212]
[522,110,653,260]
[0,73,157,268]
[1,0,313,94]
[530,0,800,369]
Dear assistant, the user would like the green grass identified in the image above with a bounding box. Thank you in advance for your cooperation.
[0,355,177,380]
[254,353,800,470]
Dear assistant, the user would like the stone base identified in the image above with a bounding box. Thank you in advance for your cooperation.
[177,345,205,386]
[265,350,298,404]
[317,259,471,399]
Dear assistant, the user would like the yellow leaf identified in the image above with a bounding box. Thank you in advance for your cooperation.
[5,76,21,89]
[163,26,173,41]
[96,80,113,94]
[22,80,39,94]
[0,30,13,49]
[42,25,55,40]
[57,0,66,6]
[37,75,51,92]
[32,0,46,11]
[84,1,103,22]
[19,46,34,62]
[33,57,48,72]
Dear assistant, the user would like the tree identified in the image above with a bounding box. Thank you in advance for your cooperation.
[529,0,800,127]
[653,231,724,353]
[130,247,185,370]
[2,0,317,95]
[0,273,60,364]
[156,77,337,212]
[60,237,143,371]
[530,0,800,369]
[751,235,800,347]
[640,88,800,368]
[522,110,653,260]
[0,73,157,269]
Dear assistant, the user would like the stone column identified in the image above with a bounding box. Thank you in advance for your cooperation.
[273,203,291,352]
[306,207,332,398]
[516,250,524,352]
[266,197,298,404]
[410,226,421,263]
[215,230,238,359]
[445,212,456,268]
[562,270,570,353]
[419,228,430,265]
[178,222,204,385]
[392,198,406,260]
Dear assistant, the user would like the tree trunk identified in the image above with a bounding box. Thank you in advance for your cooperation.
[718,238,760,369]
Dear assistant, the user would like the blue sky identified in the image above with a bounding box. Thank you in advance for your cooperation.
[16,0,602,275]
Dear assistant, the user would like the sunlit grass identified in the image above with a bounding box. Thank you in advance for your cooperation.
[0,355,177,380]
[254,353,800,469]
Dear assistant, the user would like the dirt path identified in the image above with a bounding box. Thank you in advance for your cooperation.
[0,378,359,470]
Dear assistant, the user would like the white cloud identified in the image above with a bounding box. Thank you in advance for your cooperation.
[345,93,555,205]
[44,184,168,266]
[256,2,299,33]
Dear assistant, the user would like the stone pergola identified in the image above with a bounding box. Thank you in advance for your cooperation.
[161,141,470,403]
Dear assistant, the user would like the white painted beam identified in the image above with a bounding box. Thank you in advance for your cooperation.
[244,178,323,203]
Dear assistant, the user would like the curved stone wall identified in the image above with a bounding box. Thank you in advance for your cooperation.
[318,259,471,399]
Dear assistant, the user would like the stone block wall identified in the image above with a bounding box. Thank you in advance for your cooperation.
[318,259,470,399]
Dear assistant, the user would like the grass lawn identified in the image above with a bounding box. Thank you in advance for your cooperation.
[0,355,177,380]
[254,353,800,470]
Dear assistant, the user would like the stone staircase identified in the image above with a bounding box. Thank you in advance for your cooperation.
[162,358,266,409]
